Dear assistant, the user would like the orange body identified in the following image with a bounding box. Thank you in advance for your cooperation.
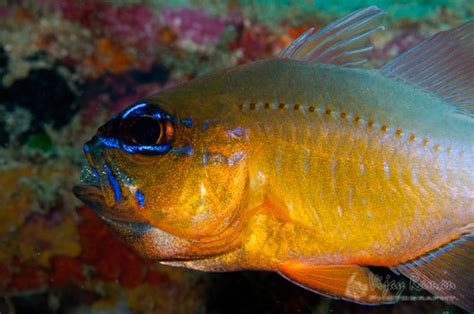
[73,7,474,309]
[143,59,473,272]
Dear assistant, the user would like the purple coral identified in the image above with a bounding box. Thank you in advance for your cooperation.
[0,5,11,18]
[100,4,159,49]
[159,8,227,45]
[57,1,159,49]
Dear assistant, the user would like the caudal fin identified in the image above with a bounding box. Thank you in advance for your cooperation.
[381,21,474,117]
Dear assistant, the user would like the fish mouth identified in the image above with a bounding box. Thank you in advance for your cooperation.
[75,159,141,223]
[72,184,149,225]
[72,184,109,214]
[72,184,102,206]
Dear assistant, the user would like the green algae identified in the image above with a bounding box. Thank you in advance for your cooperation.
[26,132,55,153]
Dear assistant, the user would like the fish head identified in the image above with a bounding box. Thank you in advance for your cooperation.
[73,95,250,260]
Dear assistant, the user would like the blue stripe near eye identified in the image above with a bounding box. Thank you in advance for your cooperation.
[105,165,122,202]
[122,143,171,154]
[122,103,147,119]
[152,112,162,120]
[100,137,172,154]
[181,118,194,128]
[92,168,100,180]
[135,189,145,207]
[122,103,171,121]
[99,136,120,149]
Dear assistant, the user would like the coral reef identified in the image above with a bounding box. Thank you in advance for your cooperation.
[0,0,471,313]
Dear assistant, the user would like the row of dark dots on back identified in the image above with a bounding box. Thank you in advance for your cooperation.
[240,100,460,157]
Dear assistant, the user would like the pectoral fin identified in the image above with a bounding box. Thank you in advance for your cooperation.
[279,262,395,304]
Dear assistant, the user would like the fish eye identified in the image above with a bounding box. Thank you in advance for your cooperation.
[129,116,163,146]
[118,102,176,155]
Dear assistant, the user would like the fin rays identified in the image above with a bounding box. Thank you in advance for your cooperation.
[278,6,385,67]
[394,231,474,311]
[279,262,395,305]
[382,21,474,116]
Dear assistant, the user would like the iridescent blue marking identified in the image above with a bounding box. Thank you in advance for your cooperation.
[83,144,90,153]
[201,122,209,131]
[105,165,122,202]
[135,189,145,207]
[122,103,172,121]
[227,127,244,138]
[122,103,147,119]
[122,143,171,154]
[181,118,194,128]
[228,151,244,166]
[99,137,120,149]
[92,168,100,180]
[152,112,162,120]
[170,145,193,156]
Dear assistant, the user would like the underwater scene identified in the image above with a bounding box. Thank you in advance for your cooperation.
[0,0,473,313]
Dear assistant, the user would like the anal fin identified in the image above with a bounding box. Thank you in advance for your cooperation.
[279,262,395,304]
[393,229,474,312]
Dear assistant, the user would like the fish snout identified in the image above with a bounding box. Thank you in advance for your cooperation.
[76,136,138,218]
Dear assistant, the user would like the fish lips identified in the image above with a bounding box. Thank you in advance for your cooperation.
[72,184,111,215]
[72,184,102,210]
[73,184,148,226]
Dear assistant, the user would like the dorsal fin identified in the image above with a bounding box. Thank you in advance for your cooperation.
[381,21,474,117]
[278,6,386,67]
[393,229,474,312]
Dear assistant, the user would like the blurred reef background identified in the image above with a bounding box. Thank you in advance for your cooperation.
[0,1,472,313]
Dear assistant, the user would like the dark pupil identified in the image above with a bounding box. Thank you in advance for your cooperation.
[129,116,162,145]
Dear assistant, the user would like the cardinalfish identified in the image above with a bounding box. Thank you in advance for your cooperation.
[73,6,474,311]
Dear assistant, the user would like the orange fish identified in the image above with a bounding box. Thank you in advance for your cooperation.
[73,6,473,311]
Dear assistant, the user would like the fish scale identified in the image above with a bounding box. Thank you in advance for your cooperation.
[246,94,455,249]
